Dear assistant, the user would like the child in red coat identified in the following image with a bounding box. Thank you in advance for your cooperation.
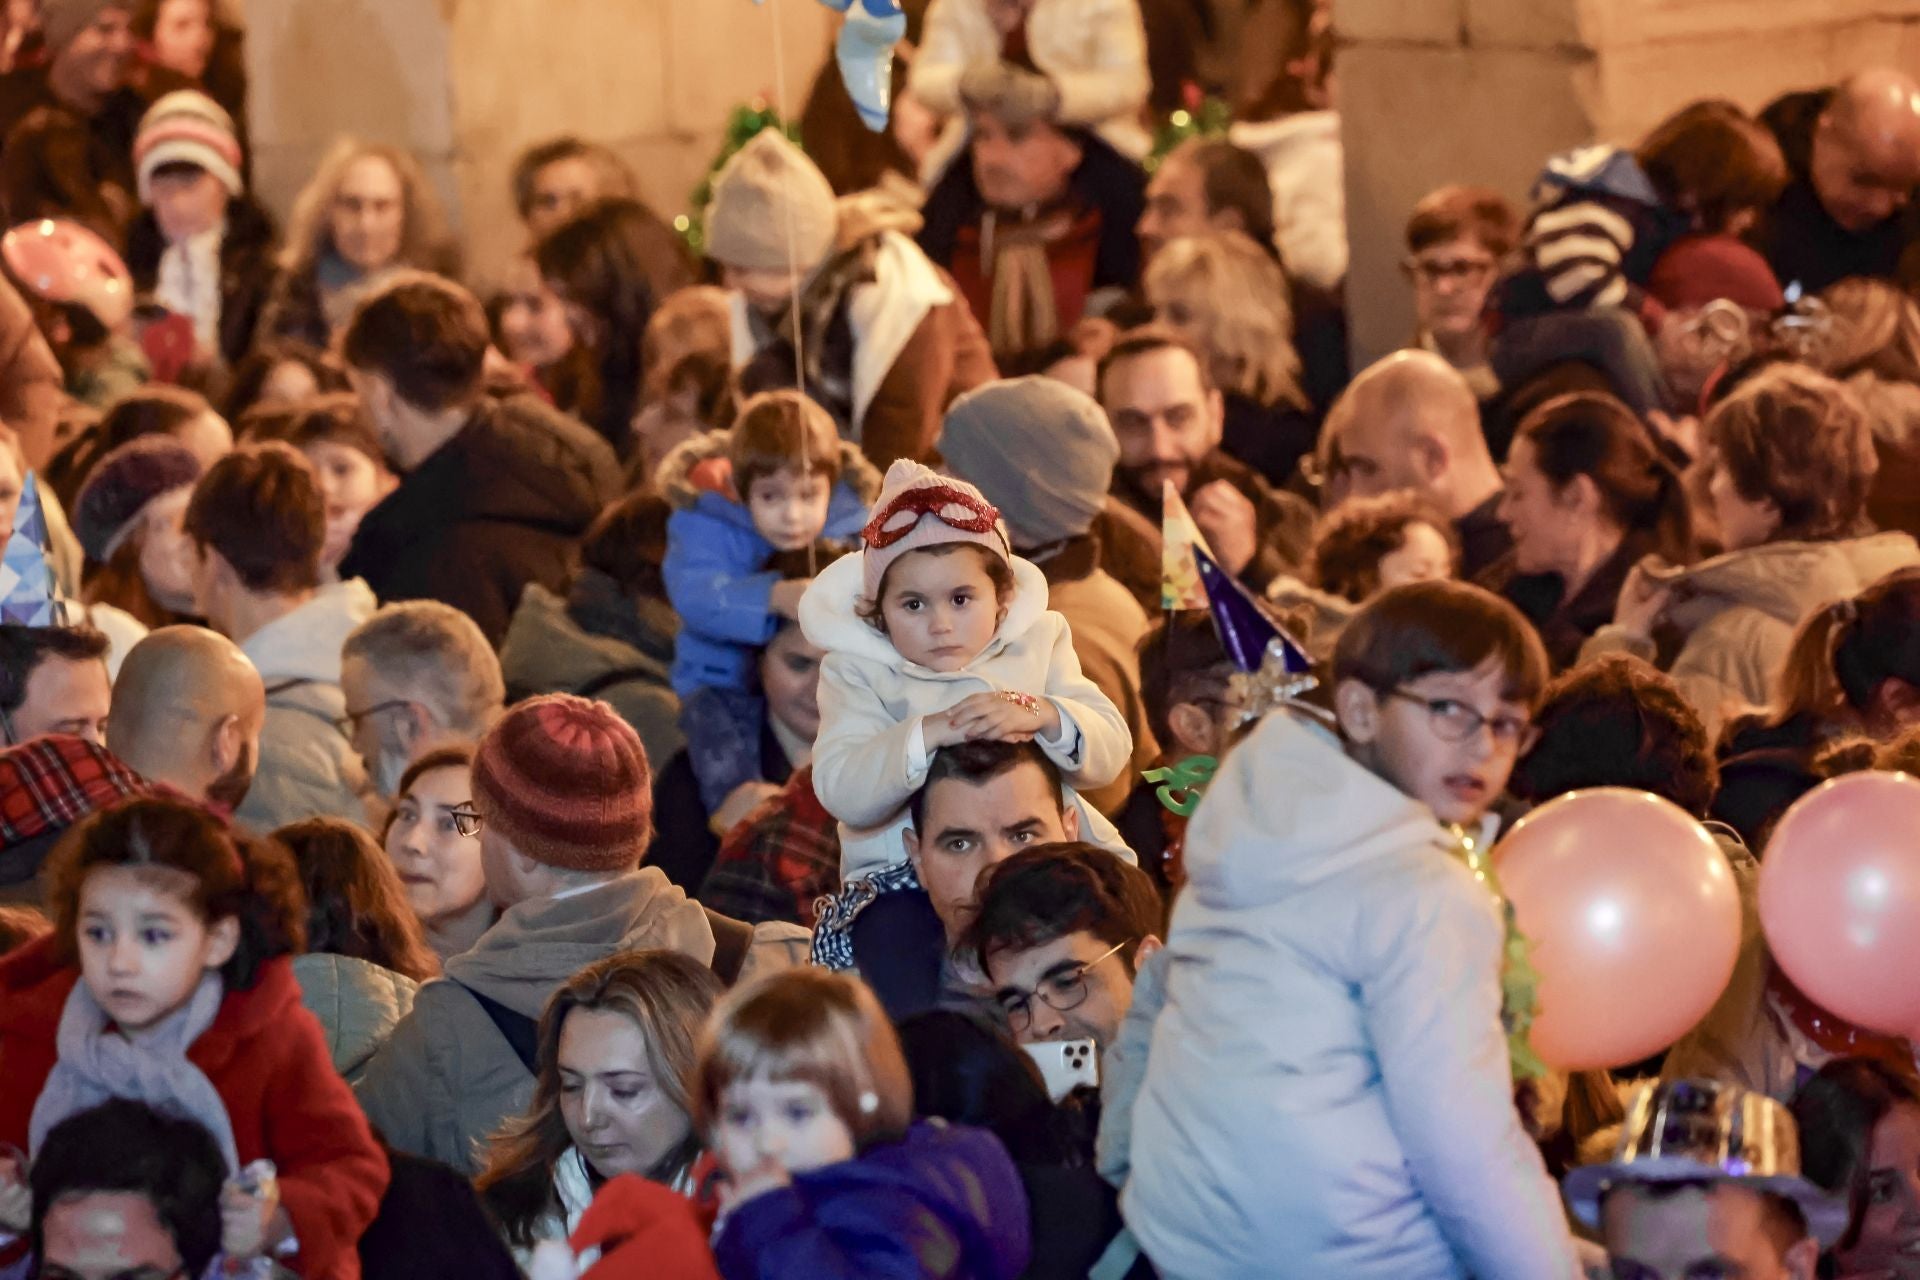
[0,797,389,1280]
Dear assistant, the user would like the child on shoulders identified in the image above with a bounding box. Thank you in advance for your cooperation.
[800,459,1134,881]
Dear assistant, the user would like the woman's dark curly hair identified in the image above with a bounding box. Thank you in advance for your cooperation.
[1508,654,1719,817]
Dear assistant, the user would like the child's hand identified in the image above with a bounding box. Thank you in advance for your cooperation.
[944,691,1059,744]
[719,1154,791,1212]
[0,1147,29,1234]
[219,1176,279,1260]
[769,579,812,621]
[710,780,783,838]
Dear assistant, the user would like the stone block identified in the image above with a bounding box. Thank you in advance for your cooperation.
[1340,42,1596,363]
[1334,0,1466,49]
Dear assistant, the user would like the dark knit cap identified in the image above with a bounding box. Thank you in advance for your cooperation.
[470,694,653,871]
[72,437,203,563]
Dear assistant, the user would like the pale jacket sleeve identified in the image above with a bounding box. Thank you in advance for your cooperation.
[1036,615,1134,791]
[810,653,932,829]
[1039,0,1150,128]
[1096,944,1170,1188]
[1359,876,1582,1280]
[907,0,982,115]
[1272,132,1350,291]
[1662,608,1775,744]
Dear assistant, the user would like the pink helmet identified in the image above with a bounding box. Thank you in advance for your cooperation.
[2,219,134,330]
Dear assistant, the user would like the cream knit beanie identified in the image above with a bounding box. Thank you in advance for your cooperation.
[705,130,839,274]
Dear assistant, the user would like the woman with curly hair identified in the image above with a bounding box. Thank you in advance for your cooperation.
[1144,230,1317,488]
[1585,364,1920,738]
[258,138,459,348]
[475,950,723,1267]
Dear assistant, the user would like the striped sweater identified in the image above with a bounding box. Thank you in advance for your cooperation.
[1496,145,1693,324]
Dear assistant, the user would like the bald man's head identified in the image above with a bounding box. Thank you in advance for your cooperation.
[1814,69,1920,233]
[108,627,265,810]
[1319,350,1497,518]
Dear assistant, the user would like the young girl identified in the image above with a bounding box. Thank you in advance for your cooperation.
[801,460,1134,880]
[0,798,389,1280]
[694,968,1030,1279]
[1122,581,1580,1279]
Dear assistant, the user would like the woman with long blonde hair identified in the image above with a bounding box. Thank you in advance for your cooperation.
[475,950,724,1265]
[1144,230,1317,487]
[258,137,459,348]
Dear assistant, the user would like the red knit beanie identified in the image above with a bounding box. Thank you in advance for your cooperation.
[1646,233,1785,313]
[470,695,653,872]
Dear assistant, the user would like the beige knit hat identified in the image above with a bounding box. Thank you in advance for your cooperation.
[705,130,838,275]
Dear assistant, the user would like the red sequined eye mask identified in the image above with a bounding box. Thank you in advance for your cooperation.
[861,484,1002,548]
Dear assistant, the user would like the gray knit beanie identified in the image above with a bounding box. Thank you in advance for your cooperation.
[73,437,203,563]
[940,376,1119,549]
[41,0,130,55]
[705,130,839,274]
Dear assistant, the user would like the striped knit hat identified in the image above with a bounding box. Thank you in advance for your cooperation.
[135,91,244,204]
[470,694,653,872]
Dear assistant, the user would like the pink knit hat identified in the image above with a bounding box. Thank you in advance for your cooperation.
[860,459,1010,602]
[470,694,653,872]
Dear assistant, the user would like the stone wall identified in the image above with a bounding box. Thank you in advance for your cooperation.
[1338,0,1920,364]
[241,0,836,286]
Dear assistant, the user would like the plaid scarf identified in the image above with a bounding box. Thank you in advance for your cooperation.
[0,736,147,844]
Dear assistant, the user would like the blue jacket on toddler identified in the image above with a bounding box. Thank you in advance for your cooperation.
[661,432,883,698]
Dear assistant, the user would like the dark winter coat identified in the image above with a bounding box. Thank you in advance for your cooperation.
[714,1120,1032,1280]
[1758,88,1920,295]
[339,394,622,646]
[125,196,279,367]
[0,66,186,236]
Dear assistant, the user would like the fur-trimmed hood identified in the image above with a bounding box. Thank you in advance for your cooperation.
[654,429,884,514]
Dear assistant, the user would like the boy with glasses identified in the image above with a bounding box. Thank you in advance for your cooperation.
[1124,580,1578,1279]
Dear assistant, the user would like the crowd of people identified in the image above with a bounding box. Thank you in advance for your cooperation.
[2,0,1920,1277]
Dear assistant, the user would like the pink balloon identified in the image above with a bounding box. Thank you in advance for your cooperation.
[1493,788,1742,1071]
[1759,772,1920,1038]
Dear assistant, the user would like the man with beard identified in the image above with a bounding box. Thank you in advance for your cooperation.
[704,129,994,471]
[105,624,265,814]
[1758,68,1920,295]
[918,58,1146,368]
[1097,325,1314,594]
[0,0,185,236]
[340,600,504,801]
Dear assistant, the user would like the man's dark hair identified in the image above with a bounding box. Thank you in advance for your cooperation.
[0,624,110,717]
[964,841,1164,975]
[1181,138,1277,254]
[1508,655,1719,817]
[1096,323,1217,400]
[1137,614,1233,748]
[341,273,489,413]
[907,740,1064,834]
[183,443,326,595]
[29,1099,227,1279]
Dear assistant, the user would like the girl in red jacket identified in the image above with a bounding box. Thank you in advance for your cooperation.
[0,797,389,1280]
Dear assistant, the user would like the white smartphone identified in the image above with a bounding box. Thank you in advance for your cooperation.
[1023,1038,1099,1102]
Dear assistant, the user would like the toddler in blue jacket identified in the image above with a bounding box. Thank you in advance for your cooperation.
[662,390,881,823]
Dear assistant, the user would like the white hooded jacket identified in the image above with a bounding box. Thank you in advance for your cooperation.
[1122,711,1578,1280]
[799,549,1134,879]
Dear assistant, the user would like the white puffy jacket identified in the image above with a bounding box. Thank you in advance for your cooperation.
[1122,711,1578,1280]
